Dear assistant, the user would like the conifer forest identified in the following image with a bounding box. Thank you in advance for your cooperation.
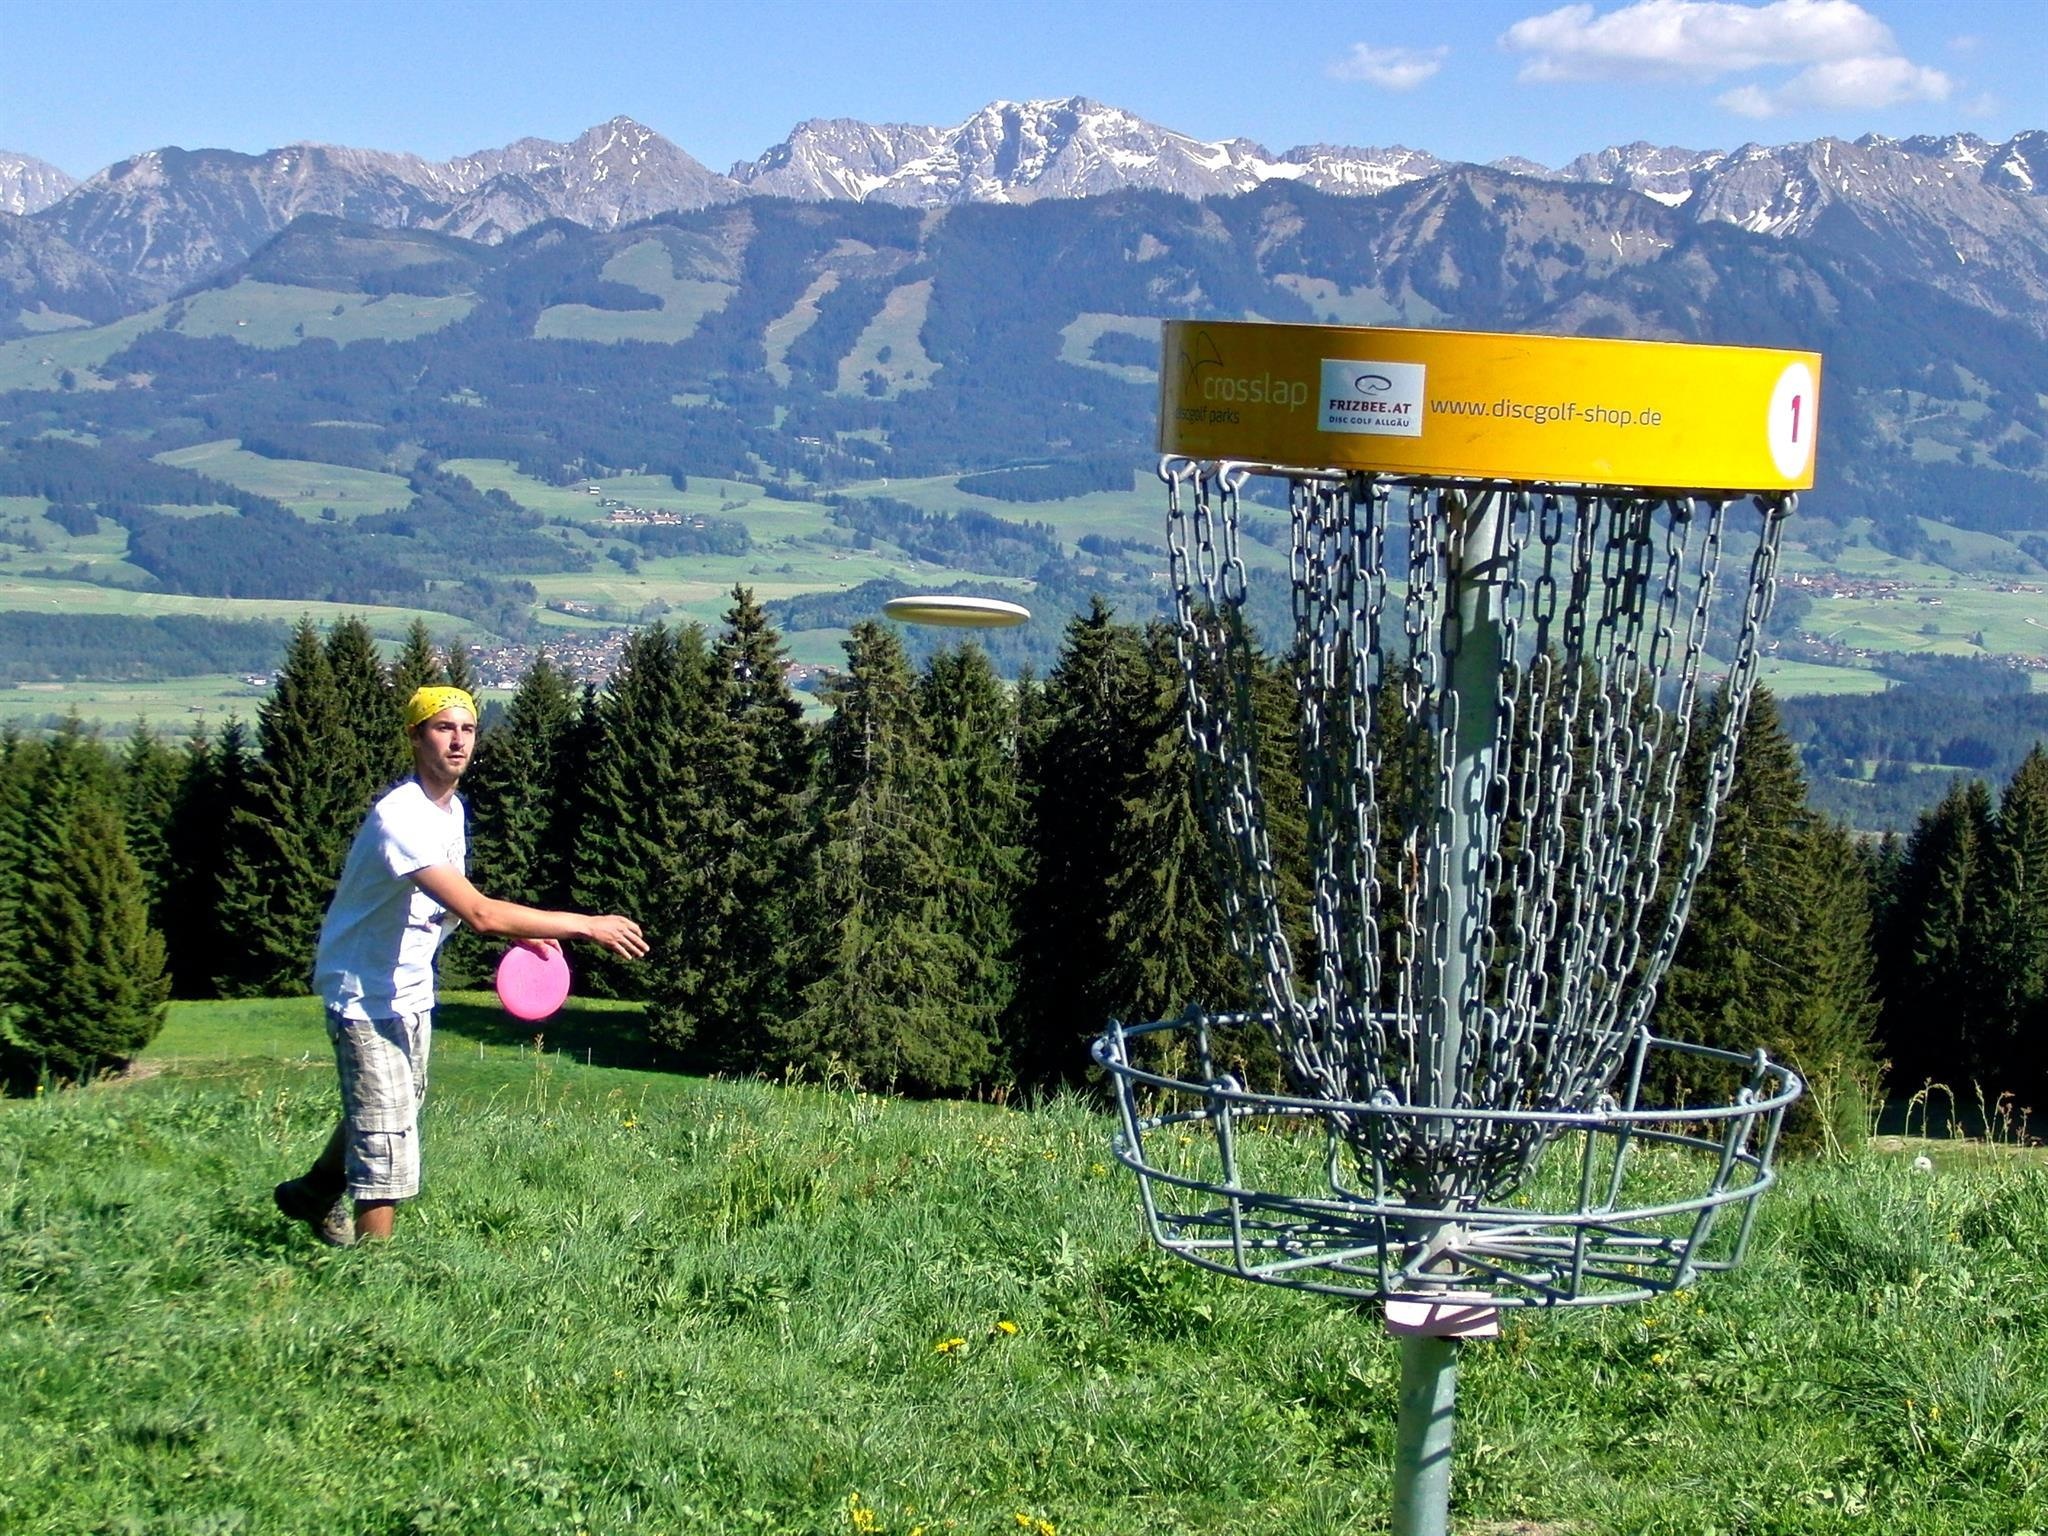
[2,590,2045,1147]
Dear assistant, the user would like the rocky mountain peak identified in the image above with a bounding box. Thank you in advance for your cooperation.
[0,151,78,215]
[1553,142,1725,207]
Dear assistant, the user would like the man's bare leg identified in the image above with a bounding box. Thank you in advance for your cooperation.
[355,1200,397,1241]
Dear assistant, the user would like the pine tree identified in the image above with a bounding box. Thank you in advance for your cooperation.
[1876,776,1996,1092]
[156,725,224,996]
[1784,817,1884,1149]
[215,621,353,995]
[390,618,446,697]
[570,624,716,1001]
[450,654,581,984]
[468,655,581,908]
[650,588,811,1068]
[326,615,406,797]
[6,727,168,1077]
[1984,747,2048,1098]
[444,639,477,696]
[0,730,36,1078]
[1659,688,1878,1142]
[783,621,995,1093]
[1012,602,1151,1088]
[1099,623,1238,1027]
[914,640,1027,1071]
[120,723,182,934]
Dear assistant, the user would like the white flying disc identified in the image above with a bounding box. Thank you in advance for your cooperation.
[882,594,1032,628]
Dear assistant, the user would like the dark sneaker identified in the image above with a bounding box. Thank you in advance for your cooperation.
[274,1177,355,1248]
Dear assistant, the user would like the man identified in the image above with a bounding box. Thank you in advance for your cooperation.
[274,685,648,1246]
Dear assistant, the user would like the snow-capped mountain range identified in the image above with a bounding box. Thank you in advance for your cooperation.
[3,98,2045,324]
[0,153,77,217]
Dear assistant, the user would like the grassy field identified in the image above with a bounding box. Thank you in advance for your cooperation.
[176,281,475,349]
[153,440,416,520]
[0,578,495,730]
[0,674,270,733]
[1056,314,1158,384]
[535,240,737,345]
[834,280,939,399]
[1754,660,1896,697]
[441,460,834,542]
[764,273,841,388]
[0,307,168,392]
[2,998,2044,1534]
[0,576,490,638]
[0,284,475,391]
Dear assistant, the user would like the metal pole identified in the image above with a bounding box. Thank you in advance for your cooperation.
[1427,491,1507,1145]
[1392,1334,1460,1536]
[1397,489,1506,1536]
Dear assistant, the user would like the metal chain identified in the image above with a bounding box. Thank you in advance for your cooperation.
[1165,464,1788,1204]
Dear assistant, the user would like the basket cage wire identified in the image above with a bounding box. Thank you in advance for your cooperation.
[1093,461,1805,1306]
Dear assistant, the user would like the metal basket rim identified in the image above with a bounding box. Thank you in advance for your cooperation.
[1094,1011,1805,1128]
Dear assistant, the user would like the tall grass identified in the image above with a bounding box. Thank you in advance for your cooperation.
[2,999,2045,1534]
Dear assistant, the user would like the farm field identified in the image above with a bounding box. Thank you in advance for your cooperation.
[2,997,2043,1534]
[443,458,860,548]
[0,576,490,639]
[152,440,415,520]
[0,306,169,392]
[0,674,270,733]
[1799,587,2048,658]
[175,281,475,349]
[534,239,736,345]
[1755,659,1895,696]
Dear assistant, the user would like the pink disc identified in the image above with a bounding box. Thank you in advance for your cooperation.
[495,944,571,1022]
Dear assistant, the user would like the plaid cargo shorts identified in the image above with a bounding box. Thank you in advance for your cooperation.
[327,1008,433,1201]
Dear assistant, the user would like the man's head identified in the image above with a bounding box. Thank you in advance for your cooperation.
[403,686,478,793]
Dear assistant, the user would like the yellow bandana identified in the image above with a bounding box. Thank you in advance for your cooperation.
[403,685,478,732]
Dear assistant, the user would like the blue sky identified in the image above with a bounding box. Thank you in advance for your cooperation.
[2,0,2041,179]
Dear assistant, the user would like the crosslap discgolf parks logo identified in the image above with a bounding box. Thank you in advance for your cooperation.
[1320,359,1426,437]
[1176,329,1311,418]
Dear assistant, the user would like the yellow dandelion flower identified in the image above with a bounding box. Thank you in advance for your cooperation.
[1089,1162,1107,1177]
[848,1491,881,1534]
[1013,1515,1057,1536]
[1650,1352,1666,1366]
[934,1336,968,1355]
[996,1320,1019,1336]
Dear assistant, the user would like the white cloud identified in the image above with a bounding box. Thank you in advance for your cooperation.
[1719,55,1953,117]
[1328,43,1450,91]
[1503,1,1957,121]
[1502,0,1896,82]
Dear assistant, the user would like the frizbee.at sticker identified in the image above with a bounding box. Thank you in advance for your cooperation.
[1320,360,1425,438]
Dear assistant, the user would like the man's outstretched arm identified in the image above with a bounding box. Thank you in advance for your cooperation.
[410,864,648,959]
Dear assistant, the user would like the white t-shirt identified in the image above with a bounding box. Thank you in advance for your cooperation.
[314,778,467,1020]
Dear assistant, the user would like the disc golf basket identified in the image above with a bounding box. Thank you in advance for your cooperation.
[1093,321,1816,1535]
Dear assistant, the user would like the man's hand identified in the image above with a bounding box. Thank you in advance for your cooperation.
[585,915,648,960]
